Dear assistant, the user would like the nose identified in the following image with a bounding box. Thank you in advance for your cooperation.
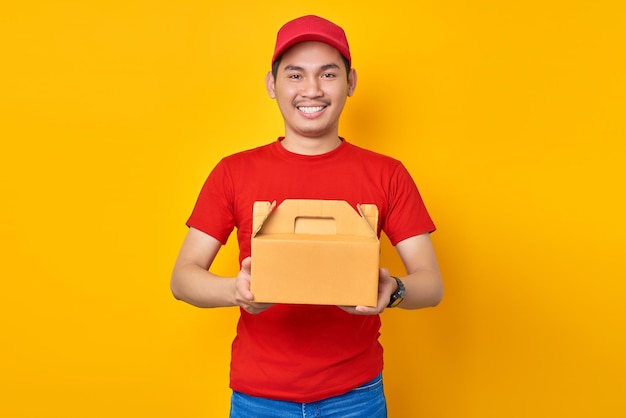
[301,76,323,98]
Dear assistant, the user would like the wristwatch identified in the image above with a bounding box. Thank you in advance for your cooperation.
[387,276,405,308]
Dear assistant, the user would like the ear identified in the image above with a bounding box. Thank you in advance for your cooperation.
[347,68,357,97]
[265,71,276,99]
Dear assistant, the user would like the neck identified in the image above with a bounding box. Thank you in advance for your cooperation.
[280,134,343,155]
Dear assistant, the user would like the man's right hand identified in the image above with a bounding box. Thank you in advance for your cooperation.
[235,257,273,314]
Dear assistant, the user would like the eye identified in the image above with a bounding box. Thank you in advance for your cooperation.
[321,72,337,79]
[287,73,302,80]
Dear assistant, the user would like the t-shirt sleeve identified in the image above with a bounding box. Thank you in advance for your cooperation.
[186,160,236,245]
[382,163,436,245]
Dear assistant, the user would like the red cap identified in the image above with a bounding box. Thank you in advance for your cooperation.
[272,15,351,66]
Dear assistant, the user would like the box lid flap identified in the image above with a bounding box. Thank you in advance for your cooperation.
[357,203,378,234]
[253,199,378,238]
[252,200,276,236]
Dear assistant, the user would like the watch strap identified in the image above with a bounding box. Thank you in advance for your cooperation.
[387,276,405,308]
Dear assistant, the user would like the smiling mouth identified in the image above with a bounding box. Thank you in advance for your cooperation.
[298,106,325,114]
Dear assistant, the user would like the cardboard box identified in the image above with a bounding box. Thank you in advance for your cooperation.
[250,199,379,307]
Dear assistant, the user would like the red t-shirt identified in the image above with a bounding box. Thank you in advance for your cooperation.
[187,138,435,402]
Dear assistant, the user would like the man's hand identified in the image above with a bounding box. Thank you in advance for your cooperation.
[235,257,273,314]
[338,267,396,315]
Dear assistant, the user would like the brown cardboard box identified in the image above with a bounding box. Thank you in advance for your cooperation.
[250,199,379,307]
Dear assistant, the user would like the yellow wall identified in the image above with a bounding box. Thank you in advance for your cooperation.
[1,1,624,416]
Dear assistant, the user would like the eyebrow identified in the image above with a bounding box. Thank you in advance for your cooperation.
[283,63,342,72]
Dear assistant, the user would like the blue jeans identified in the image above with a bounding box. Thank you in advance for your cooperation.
[229,374,387,418]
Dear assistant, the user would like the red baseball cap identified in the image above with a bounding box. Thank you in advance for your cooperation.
[271,15,351,66]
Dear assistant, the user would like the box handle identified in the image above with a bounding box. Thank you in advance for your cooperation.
[294,216,337,235]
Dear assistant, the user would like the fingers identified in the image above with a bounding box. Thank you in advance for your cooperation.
[338,267,395,315]
[338,304,381,315]
[242,301,273,315]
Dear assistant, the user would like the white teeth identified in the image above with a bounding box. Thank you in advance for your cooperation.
[298,106,324,113]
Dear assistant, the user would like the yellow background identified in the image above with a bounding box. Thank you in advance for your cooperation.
[1,0,625,417]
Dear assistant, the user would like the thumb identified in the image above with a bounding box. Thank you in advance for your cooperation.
[241,256,252,276]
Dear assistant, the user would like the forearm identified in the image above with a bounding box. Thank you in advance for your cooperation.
[395,269,443,310]
[170,263,237,308]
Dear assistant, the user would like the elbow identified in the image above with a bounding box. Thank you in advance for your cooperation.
[431,286,444,307]
[170,285,181,301]
[171,286,183,301]
[170,273,185,301]
[425,279,444,308]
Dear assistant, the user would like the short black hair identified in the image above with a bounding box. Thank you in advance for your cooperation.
[271,55,351,80]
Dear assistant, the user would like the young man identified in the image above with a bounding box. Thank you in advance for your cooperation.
[171,15,443,417]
